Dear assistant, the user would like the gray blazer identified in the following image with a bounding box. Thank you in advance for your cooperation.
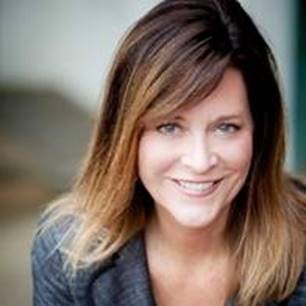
[31,220,306,306]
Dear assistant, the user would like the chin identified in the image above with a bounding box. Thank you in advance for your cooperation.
[170,210,223,230]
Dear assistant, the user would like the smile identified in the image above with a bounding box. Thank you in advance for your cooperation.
[172,178,222,197]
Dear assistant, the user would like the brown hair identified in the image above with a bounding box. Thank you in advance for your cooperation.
[43,1,306,305]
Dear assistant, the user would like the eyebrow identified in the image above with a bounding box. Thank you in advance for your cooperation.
[171,114,245,122]
[213,114,244,121]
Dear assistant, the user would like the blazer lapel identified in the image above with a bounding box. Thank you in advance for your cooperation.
[91,232,156,306]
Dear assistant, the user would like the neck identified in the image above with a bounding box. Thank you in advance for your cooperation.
[145,211,229,266]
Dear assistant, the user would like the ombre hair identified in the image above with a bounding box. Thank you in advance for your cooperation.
[42,0,306,305]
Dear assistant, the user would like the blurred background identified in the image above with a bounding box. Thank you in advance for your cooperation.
[0,0,305,305]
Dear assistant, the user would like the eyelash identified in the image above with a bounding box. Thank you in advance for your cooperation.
[156,122,181,135]
[155,122,241,135]
[216,123,241,134]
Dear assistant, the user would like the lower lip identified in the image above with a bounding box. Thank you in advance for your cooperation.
[171,179,222,198]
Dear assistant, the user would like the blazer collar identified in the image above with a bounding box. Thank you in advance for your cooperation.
[91,231,156,306]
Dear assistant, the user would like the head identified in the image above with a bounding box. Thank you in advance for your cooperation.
[77,0,285,232]
[72,0,285,257]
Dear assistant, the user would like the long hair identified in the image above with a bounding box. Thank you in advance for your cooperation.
[43,0,306,305]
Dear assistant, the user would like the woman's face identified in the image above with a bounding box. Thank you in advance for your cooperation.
[138,68,253,231]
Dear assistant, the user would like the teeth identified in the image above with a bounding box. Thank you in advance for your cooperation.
[177,180,214,192]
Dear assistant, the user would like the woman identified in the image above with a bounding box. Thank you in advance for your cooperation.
[31,0,306,305]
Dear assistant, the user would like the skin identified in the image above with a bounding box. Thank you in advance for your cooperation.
[139,68,253,235]
[137,68,254,305]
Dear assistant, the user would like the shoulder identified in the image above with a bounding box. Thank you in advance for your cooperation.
[31,208,77,305]
[31,195,79,272]
[283,267,306,305]
[31,200,152,305]
[31,212,75,271]
[31,205,107,304]
[31,194,83,273]
[292,267,306,303]
[31,203,144,305]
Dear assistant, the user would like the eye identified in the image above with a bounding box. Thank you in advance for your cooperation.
[156,122,182,135]
[216,123,240,134]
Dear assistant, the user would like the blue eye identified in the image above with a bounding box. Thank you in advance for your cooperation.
[217,123,240,134]
[156,123,181,135]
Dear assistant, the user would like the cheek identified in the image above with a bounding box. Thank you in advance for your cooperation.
[137,134,177,179]
[219,133,253,172]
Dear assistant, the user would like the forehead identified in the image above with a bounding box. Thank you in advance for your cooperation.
[169,68,250,120]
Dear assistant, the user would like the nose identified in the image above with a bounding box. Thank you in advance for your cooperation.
[180,134,219,173]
